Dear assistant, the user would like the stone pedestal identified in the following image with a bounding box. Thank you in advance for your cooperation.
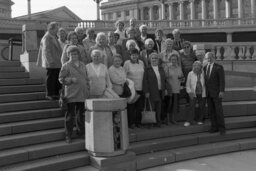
[85,98,129,157]
[20,23,47,79]
[85,98,134,170]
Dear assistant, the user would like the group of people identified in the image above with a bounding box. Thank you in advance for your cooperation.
[37,19,226,144]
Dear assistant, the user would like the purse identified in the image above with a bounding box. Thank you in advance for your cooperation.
[141,97,157,124]
[120,81,131,98]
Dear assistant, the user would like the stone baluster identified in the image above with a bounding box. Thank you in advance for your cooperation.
[238,46,245,60]
[168,3,174,27]
[230,46,236,60]
[245,46,252,60]
[223,46,231,60]
[252,46,256,60]
[216,46,221,60]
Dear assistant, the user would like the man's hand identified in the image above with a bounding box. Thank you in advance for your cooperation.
[219,92,224,98]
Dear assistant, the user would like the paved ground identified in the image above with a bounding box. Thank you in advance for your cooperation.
[142,149,256,171]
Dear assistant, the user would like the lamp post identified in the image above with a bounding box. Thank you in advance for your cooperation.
[93,0,102,20]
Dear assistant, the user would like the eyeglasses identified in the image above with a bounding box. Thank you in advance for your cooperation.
[184,46,190,49]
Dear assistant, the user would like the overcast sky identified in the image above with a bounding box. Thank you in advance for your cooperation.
[12,0,107,20]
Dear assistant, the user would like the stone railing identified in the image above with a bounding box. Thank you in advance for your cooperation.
[199,42,256,61]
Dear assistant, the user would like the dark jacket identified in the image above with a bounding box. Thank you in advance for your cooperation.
[204,63,225,98]
[143,66,167,102]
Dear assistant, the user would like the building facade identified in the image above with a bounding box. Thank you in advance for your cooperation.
[101,0,255,21]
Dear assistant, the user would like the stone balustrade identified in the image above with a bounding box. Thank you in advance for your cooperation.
[200,42,256,61]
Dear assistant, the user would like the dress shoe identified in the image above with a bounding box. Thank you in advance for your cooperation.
[209,128,218,133]
[220,130,226,135]
[45,96,55,101]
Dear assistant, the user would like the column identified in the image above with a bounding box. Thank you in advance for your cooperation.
[161,3,165,20]
[225,0,231,18]
[96,1,100,20]
[130,9,133,19]
[140,8,144,20]
[213,0,218,19]
[121,11,125,20]
[134,8,138,19]
[113,12,117,20]
[179,1,184,20]
[251,0,255,19]
[27,0,31,19]
[149,6,153,20]
[168,3,173,27]
[201,0,206,26]
[238,0,243,25]
[190,0,195,27]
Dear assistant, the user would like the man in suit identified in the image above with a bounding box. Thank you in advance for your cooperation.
[172,29,185,51]
[204,52,226,135]
[37,22,62,100]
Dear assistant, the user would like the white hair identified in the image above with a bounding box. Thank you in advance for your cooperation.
[96,32,107,44]
[126,39,140,51]
[139,24,147,32]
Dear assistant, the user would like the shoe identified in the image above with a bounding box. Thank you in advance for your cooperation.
[209,128,218,133]
[220,130,226,135]
[45,96,55,101]
[65,136,72,144]
[184,122,190,127]
[197,122,203,125]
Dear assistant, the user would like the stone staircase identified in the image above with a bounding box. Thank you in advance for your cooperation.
[1,60,256,171]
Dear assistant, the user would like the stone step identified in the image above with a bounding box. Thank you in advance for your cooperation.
[0,139,84,167]
[0,66,25,72]
[0,151,89,171]
[0,117,64,136]
[129,116,256,143]
[0,108,62,124]
[0,128,64,151]
[224,87,256,101]
[0,100,59,113]
[0,61,20,67]
[136,137,256,170]
[0,78,43,86]
[0,92,45,103]
[130,127,256,156]
[0,72,29,79]
[0,84,45,94]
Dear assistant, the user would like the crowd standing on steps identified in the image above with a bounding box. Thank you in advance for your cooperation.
[37,21,226,144]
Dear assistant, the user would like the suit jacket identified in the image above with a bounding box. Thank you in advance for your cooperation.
[204,63,225,98]
[143,66,166,102]
[172,38,185,51]
[37,32,62,68]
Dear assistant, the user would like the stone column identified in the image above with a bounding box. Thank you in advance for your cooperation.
[237,0,243,25]
[168,3,174,27]
[251,0,255,18]
[225,0,231,18]
[134,8,138,19]
[129,9,133,19]
[121,11,125,20]
[179,1,184,20]
[213,0,218,19]
[201,0,206,26]
[27,0,31,19]
[190,0,195,27]
[113,12,117,21]
[161,3,165,19]
[140,8,144,20]
[149,6,153,20]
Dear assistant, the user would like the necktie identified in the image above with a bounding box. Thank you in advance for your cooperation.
[206,64,211,79]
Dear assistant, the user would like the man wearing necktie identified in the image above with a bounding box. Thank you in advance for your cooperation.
[204,52,226,135]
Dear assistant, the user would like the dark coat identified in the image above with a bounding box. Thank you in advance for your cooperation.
[204,63,225,98]
[143,66,166,102]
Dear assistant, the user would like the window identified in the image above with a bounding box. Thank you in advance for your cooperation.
[109,13,113,20]
[125,10,130,16]
[117,12,121,18]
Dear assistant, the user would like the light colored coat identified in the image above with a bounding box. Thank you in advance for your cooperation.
[59,61,90,102]
[37,32,62,68]
[109,65,126,95]
[186,71,206,97]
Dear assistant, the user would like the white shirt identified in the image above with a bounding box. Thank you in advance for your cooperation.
[152,66,161,90]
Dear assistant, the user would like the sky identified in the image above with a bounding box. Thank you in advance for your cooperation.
[11,0,107,20]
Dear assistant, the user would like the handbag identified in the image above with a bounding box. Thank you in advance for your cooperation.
[141,97,157,124]
[120,81,131,98]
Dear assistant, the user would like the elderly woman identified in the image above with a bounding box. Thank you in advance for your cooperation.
[90,32,113,68]
[123,39,140,62]
[61,31,89,65]
[59,45,90,143]
[139,24,151,45]
[185,61,206,127]
[86,49,113,98]
[154,28,166,53]
[143,52,166,127]
[124,49,145,129]
[58,27,68,51]
[74,27,85,45]
[108,31,122,56]
[140,38,156,68]
[165,53,184,124]
[122,27,144,52]
[109,54,127,96]
[114,20,126,45]
[159,38,180,70]
[82,28,96,57]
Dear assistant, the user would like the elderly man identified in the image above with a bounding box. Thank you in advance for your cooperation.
[37,22,62,100]
[75,27,85,45]
[172,29,185,51]
[204,52,226,135]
